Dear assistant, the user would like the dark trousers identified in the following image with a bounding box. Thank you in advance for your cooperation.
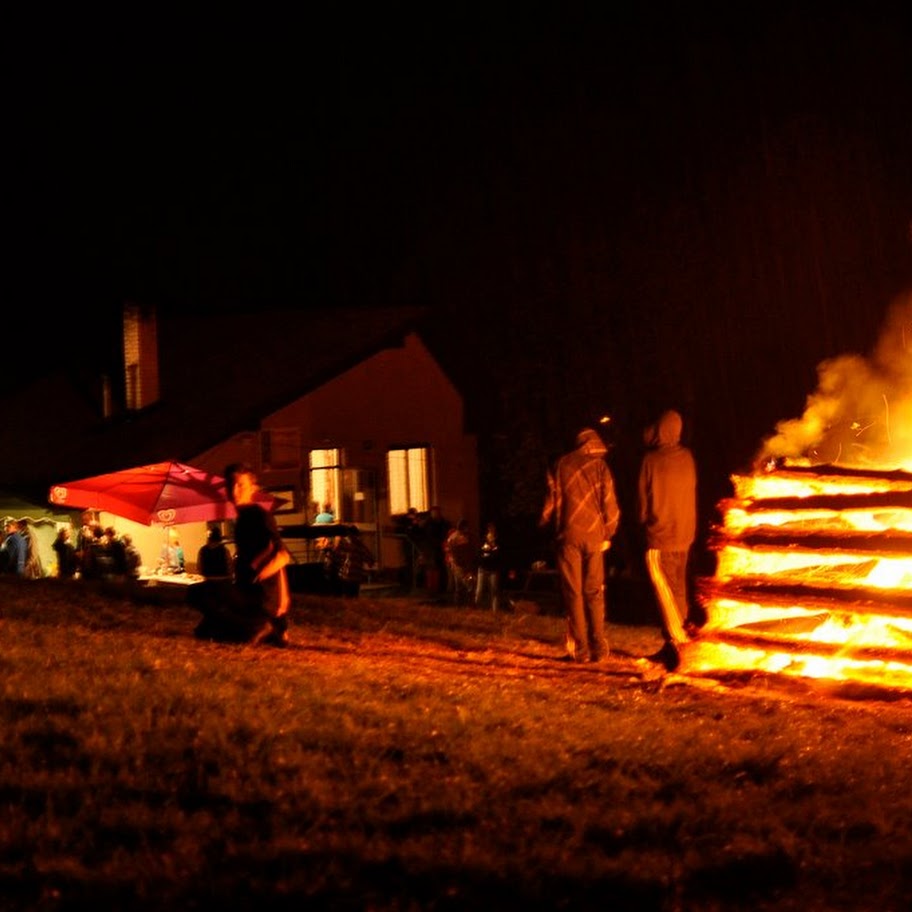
[557,536,608,660]
[188,579,279,643]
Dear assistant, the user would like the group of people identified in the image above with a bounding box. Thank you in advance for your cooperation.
[0,513,144,582]
[402,506,504,611]
[401,505,450,594]
[0,518,43,578]
[540,410,697,671]
[4,414,695,668]
[68,513,143,581]
[144,415,695,669]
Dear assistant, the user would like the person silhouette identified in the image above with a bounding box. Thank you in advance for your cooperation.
[540,428,621,663]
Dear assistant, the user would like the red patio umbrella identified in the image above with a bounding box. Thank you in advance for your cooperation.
[48,461,281,526]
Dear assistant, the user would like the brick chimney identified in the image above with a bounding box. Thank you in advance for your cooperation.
[123,302,160,411]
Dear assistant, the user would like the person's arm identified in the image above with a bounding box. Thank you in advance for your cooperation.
[253,546,290,583]
[601,468,621,542]
[250,514,292,582]
[539,469,557,528]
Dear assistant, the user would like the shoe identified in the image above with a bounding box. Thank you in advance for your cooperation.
[250,619,276,646]
[193,619,215,640]
[661,642,682,671]
[265,629,290,648]
[590,639,610,663]
[559,652,589,664]
[264,614,290,648]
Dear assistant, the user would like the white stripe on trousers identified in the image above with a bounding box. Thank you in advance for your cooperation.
[645,548,688,644]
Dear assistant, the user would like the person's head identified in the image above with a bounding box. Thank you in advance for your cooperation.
[5,519,18,534]
[104,526,117,540]
[575,427,607,457]
[225,462,257,506]
[655,410,683,447]
[207,526,223,544]
[81,510,96,527]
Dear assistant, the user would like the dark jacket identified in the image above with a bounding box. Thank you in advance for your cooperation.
[638,410,697,550]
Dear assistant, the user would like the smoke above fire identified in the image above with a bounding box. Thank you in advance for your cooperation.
[758,291,912,470]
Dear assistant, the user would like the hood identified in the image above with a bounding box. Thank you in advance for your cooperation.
[575,428,607,456]
[654,410,683,447]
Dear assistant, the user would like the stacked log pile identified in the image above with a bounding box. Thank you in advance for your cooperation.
[687,463,912,691]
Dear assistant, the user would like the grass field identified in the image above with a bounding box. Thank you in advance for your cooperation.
[2,576,912,910]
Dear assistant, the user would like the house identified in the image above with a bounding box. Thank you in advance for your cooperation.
[2,303,479,582]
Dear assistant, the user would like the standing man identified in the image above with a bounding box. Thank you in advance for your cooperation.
[638,409,697,670]
[540,427,621,663]
[1,518,26,576]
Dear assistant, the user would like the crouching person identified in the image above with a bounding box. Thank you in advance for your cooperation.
[190,463,291,647]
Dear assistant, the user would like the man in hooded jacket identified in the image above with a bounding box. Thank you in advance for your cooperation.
[638,409,697,668]
[540,427,621,663]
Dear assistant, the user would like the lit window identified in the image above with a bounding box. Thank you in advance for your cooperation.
[309,448,341,519]
[387,447,429,514]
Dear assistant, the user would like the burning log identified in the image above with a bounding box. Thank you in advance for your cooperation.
[708,627,912,667]
[698,577,912,619]
[722,490,912,512]
[712,529,912,553]
[755,463,912,483]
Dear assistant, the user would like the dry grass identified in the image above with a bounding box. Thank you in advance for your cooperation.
[2,576,912,911]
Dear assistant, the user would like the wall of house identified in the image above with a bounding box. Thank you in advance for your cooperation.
[194,333,479,574]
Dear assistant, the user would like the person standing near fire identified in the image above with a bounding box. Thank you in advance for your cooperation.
[540,427,621,663]
[638,409,698,670]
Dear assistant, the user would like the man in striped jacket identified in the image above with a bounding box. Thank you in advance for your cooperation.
[540,428,621,663]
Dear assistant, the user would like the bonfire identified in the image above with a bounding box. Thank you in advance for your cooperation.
[690,293,912,694]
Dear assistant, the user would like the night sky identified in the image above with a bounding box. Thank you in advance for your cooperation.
[5,8,911,538]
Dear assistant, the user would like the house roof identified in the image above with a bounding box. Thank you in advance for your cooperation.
[2,305,429,498]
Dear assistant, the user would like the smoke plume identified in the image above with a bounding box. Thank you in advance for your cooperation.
[757,291,912,470]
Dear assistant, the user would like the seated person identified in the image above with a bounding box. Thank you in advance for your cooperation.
[197,527,233,580]
[314,503,336,524]
[159,530,185,574]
